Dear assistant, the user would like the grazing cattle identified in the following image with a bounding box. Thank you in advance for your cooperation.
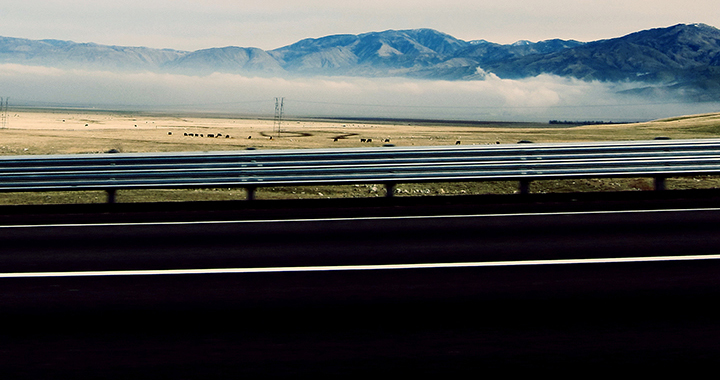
[195,134,199,137]
[226,135,230,138]
[248,136,252,139]
[168,132,172,135]
[384,139,390,143]
[207,134,214,138]
[334,138,339,142]
[455,141,461,145]
[360,139,367,142]
[183,133,188,136]
[367,139,372,142]
[216,134,222,137]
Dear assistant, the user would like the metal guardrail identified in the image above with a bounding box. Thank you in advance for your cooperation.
[2,138,720,203]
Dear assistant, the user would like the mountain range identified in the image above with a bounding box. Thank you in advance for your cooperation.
[2,23,720,100]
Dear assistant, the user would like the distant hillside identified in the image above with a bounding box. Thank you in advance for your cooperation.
[267,29,475,78]
[483,23,720,101]
[162,47,285,75]
[264,29,586,80]
[1,23,720,99]
[0,36,185,70]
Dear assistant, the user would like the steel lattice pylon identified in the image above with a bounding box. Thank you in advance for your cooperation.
[273,97,284,137]
[0,98,8,129]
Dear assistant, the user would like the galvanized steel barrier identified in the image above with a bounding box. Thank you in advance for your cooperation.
[2,138,720,203]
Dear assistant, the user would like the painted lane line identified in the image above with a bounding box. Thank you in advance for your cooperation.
[2,207,720,230]
[2,254,720,279]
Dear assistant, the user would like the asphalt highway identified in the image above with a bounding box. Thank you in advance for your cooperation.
[2,191,720,377]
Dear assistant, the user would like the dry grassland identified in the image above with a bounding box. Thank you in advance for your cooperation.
[1,109,720,204]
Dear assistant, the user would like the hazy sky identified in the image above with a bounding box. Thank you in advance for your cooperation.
[1,0,719,50]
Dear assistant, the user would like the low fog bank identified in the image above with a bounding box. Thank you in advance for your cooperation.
[1,64,718,122]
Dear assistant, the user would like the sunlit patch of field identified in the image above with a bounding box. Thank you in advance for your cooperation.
[1,109,720,204]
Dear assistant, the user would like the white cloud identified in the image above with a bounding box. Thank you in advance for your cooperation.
[0,64,718,122]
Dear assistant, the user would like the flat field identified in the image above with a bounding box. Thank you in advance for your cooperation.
[3,109,720,154]
[1,108,720,204]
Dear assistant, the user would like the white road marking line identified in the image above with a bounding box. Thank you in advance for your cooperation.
[2,254,719,279]
[1,207,720,229]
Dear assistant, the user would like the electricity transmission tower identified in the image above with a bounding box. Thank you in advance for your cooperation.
[0,97,8,129]
[273,97,284,137]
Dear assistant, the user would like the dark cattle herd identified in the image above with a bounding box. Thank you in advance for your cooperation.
[175,132,393,143]
[182,132,231,138]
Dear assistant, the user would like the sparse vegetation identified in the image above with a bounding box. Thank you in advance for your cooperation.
[1,109,720,205]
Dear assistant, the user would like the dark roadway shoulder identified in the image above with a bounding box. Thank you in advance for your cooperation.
[2,190,720,377]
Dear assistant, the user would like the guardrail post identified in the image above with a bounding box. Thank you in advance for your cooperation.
[246,186,257,201]
[106,189,117,204]
[385,183,396,198]
[654,176,667,191]
[519,180,531,195]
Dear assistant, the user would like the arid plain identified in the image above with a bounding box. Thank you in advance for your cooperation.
[1,108,720,204]
[3,109,720,155]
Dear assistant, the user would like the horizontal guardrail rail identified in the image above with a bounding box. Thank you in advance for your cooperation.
[3,138,720,203]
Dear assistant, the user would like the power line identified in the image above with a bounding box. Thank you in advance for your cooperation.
[286,98,712,110]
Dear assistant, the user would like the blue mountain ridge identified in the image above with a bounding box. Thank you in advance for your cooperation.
[1,23,719,99]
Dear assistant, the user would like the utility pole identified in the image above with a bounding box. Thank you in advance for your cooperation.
[0,97,8,129]
[273,97,284,137]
